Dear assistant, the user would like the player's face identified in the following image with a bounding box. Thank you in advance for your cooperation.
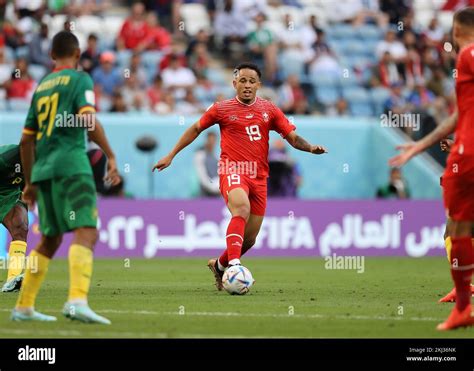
[452,22,461,52]
[233,69,261,103]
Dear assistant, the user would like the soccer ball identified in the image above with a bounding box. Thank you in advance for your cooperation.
[222,265,255,295]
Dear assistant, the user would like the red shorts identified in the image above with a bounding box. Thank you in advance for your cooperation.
[219,174,267,216]
[443,175,474,221]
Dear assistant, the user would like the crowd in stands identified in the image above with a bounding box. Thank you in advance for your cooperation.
[0,0,460,147]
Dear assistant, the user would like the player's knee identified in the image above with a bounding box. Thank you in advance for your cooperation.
[74,227,98,247]
[9,220,28,241]
[233,203,251,220]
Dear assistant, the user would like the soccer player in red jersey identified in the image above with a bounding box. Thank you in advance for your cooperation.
[153,63,327,290]
[392,8,474,330]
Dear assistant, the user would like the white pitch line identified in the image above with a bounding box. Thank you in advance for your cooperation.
[0,308,443,322]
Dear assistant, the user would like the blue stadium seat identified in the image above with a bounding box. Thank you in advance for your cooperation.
[342,86,373,117]
[343,41,369,57]
[338,73,360,87]
[29,64,47,81]
[0,98,7,111]
[207,69,227,85]
[356,24,384,41]
[279,53,305,80]
[310,73,339,88]
[370,86,391,115]
[4,47,15,62]
[15,46,29,59]
[116,50,132,68]
[8,98,30,111]
[142,51,163,74]
[326,24,355,40]
[315,86,340,105]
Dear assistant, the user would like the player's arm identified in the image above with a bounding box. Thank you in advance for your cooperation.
[389,109,458,167]
[86,115,120,185]
[284,131,328,154]
[152,121,202,172]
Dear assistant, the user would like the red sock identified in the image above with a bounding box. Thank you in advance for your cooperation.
[451,236,474,311]
[225,216,246,264]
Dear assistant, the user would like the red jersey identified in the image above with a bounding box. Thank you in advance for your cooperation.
[119,19,149,50]
[445,43,474,178]
[199,97,296,179]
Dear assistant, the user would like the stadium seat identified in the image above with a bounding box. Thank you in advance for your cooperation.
[338,73,360,87]
[116,50,132,68]
[76,15,103,35]
[0,98,7,111]
[15,46,29,59]
[279,52,305,80]
[103,16,125,36]
[29,64,47,81]
[310,73,339,88]
[315,86,340,105]
[180,4,211,36]
[343,41,370,57]
[342,86,373,117]
[4,47,15,62]
[206,69,227,86]
[326,24,354,40]
[142,51,163,74]
[370,86,391,115]
[356,24,383,41]
[7,98,30,111]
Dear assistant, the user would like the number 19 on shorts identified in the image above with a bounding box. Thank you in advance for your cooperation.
[227,174,241,186]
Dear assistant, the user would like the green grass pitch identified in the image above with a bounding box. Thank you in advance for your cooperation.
[0,257,473,338]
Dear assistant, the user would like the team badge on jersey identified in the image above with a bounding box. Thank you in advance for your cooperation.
[263,112,269,122]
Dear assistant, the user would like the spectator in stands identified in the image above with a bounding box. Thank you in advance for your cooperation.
[186,28,212,58]
[161,53,196,99]
[376,51,401,88]
[423,17,444,45]
[376,167,410,199]
[278,13,316,65]
[188,42,210,77]
[308,14,324,35]
[121,71,147,110]
[384,82,410,111]
[128,52,147,88]
[327,98,350,117]
[92,51,122,98]
[232,0,267,19]
[80,33,100,75]
[28,23,51,70]
[0,47,13,85]
[176,88,204,115]
[308,30,340,77]
[408,78,435,110]
[2,19,26,49]
[194,131,220,197]
[214,0,248,64]
[404,46,424,88]
[268,139,301,197]
[3,57,35,100]
[117,2,149,51]
[143,12,171,51]
[147,74,165,113]
[247,12,277,82]
[109,91,128,113]
[426,66,453,98]
[159,42,187,70]
[380,0,411,25]
[375,29,407,65]
[154,91,176,114]
[277,74,308,115]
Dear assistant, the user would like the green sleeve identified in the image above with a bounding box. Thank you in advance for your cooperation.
[23,95,38,133]
[74,73,96,113]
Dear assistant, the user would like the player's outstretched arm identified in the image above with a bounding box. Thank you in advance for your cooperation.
[87,115,120,186]
[284,131,328,154]
[389,109,458,167]
[19,133,37,207]
[152,121,202,172]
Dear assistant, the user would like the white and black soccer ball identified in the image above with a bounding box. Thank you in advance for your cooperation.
[222,265,255,295]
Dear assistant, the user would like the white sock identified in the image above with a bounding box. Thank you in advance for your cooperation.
[229,259,241,266]
[217,259,226,272]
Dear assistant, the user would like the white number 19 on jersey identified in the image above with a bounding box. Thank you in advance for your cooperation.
[246,125,262,141]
